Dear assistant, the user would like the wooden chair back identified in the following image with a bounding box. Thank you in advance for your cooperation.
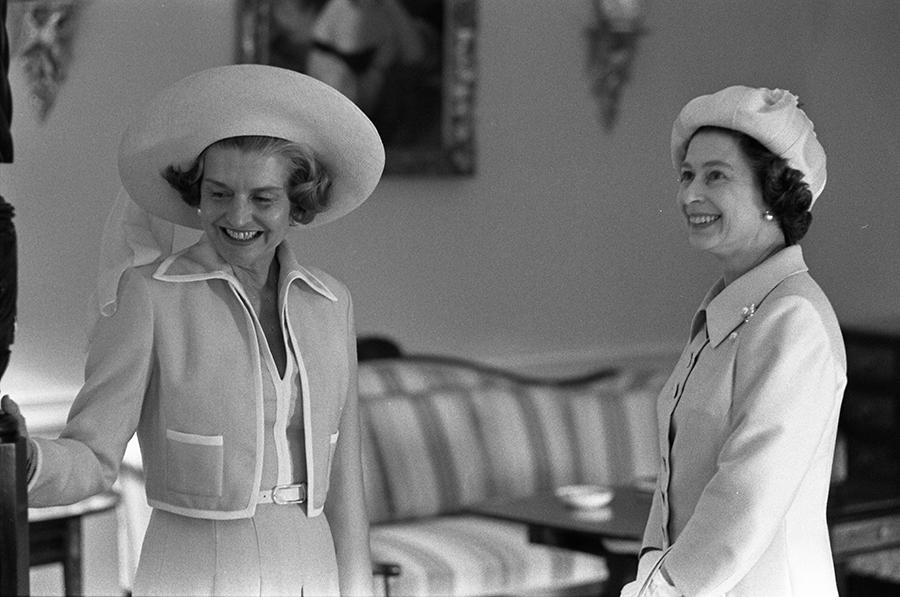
[0,413,30,596]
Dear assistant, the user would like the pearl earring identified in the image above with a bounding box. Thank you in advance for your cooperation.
[762,211,775,221]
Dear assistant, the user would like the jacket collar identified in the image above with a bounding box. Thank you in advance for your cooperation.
[692,245,808,347]
[153,236,338,302]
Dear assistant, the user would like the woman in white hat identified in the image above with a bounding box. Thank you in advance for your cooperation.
[621,86,845,596]
[1,64,384,596]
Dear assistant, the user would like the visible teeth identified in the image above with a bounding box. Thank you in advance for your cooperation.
[224,229,260,241]
[689,215,720,225]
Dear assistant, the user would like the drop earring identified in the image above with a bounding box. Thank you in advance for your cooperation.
[762,211,774,221]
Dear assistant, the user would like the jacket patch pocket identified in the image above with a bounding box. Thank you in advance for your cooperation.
[166,429,224,497]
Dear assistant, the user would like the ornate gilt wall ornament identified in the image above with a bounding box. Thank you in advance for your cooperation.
[585,0,646,131]
[12,1,82,123]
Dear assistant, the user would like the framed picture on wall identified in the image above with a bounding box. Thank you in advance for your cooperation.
[237,0,477,176]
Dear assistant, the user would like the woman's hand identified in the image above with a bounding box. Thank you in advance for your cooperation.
[637,549,664,582]
[619,579,641,597]
[619,549,671,597]
[619,569,682,597]
[1,394,35,465]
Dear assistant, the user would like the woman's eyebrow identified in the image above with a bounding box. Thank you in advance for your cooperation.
[202,178,230,189]
[202,179,282,193]
[700,159,734,170]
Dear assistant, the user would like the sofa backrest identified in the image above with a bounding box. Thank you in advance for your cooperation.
[357,356,667,524]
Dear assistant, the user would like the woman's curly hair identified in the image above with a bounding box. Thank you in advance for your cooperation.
[161,135,332,225]
[737,131,813,245]
[696,126,813,245]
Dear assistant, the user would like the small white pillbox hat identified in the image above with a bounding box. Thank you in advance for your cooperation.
[671,85,827,206]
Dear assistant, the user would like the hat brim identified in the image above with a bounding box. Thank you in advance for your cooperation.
[117,64,385,229]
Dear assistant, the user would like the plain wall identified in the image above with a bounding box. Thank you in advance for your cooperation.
[1,0,897,395]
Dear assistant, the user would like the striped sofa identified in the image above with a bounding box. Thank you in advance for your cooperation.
[359,355,668,596]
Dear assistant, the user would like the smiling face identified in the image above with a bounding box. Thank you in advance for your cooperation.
[677,128,784,281]
[198,144,293,276]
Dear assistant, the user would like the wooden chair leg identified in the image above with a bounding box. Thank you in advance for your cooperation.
[60,517,82,596]
[372,561,401,597]
[0,414,30,596]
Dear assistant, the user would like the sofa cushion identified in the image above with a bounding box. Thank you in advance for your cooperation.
[370,514,608,597]
[359,357,666,523]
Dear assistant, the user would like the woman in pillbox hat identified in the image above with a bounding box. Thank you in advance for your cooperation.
[1,64,384,596]
[621,86,845,597]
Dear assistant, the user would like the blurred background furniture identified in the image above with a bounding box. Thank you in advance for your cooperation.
[468,485,654,595]
[351,337,666,596]
[27,490,119,597]
[0,412,30,596]
[835,320,900,593]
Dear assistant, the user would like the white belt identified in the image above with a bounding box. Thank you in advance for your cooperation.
[258,483,307,505]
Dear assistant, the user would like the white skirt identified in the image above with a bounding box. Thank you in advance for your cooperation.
[132,504,340,596]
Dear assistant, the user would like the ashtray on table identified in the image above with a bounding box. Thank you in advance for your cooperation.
[554,484,614,510]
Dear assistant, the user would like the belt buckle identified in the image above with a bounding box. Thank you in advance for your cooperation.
[271,483,306,505]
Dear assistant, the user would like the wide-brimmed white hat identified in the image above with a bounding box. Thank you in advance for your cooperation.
[117,64,385,228]
[670,85,827,206]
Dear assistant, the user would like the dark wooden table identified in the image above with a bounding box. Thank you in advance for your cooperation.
[827,481,900,594]
[468,485,651,595]
[469,481,900,596]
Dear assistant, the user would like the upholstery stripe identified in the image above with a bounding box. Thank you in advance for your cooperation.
[366,398,441,519]
[458,388,500,498]
[411,394,461,511]
[620,370,666,480]
[515,390,554,489]
[431,519,515,587]
[359,408,393,522]
[528,387,580,487]
[570,396,614,485]
[371,532,456,596]
[548,537,575,582]
[561,393,588,481]
[430,391,494,504]
[599,389,631,483]
[370,516,609,596]
[472,387,538,497]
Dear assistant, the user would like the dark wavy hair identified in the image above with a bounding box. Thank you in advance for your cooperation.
[161,135,332,225]
[694,126,814,245]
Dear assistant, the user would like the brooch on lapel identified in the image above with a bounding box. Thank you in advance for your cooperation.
[740,303,757,323]
[729,304,757,341]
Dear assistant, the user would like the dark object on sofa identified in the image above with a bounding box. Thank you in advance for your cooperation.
[358,335,404,361]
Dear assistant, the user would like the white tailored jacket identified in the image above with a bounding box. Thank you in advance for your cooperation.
[641,245,846,596]
[28,239,365,522]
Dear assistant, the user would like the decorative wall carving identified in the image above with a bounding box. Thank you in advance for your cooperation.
[585,0,646,131]
[12,0,81,122]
